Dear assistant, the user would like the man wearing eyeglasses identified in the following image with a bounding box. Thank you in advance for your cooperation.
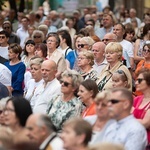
[103,88,147,150]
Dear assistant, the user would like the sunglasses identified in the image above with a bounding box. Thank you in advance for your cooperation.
[108,99,125,104]
[33,36,41,38]
[136,78,145,84]
[0,36,5,39]
[143,49,150,53]
[78,44,87,48]
[4,26,10,29]
[116,70,127,79]
[60,80,72,87]
[102,39,113,42]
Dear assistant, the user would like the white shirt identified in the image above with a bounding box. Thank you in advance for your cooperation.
[32,78,61,114]
[93,58,107,75]
[0,63,12,86]
[0,46,9,59]
[24,79,44,102]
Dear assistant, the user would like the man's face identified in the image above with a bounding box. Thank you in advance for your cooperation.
[41,61,56,83]
[0,34,8,45]
[102,15,113,28]
[25,117,43,146]
[113,24,124,39]
[3,23,11,34]
[107,91,127,121]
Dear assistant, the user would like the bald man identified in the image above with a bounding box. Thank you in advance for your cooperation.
[92,42,107,75]
[26,114,63,150]
[102,33,117,45]
[30,60,61,113]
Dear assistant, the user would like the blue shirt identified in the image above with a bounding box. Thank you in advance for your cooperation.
[4,61,25,96]
[103,115,147,150]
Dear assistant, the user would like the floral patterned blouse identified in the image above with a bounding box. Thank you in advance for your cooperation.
[46,94,83,131]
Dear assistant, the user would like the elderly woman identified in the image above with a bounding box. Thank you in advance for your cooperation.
[31,30,45,45]
[78,79,98,118]
[132,68,150,146]
[97,42,132,91]
[46,32,67,78]
[46,70,83,131]
[85,91,115,144]
[78,50,98,81]
[78,36,95,51]
[24,56,44,103]
[61,118,92,150]
[4,44,26,96]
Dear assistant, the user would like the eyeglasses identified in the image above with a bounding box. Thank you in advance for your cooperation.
[47,40,56,43]
[143,49,150,53]
[136,78,145,84]
[116,70,127,79]
[60,80,72,87]
[108,99,125,104]
[3,108,15,113]
[78,57,87,60]
[78,44,88,48]
[102,39,114,42]
[33,36,41,38]
[0,36,6,39]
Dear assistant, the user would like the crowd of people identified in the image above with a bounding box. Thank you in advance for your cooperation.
[0,3,150,150]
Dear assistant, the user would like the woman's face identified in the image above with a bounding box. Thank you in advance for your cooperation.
[105,50,120,64]
[142,45,150,59]
[112,73,127,88]
[8,49,18,60]
[33,34,43,44]
[26,44,35,54]
[4,101,19,128]
[78,39,89,51]
[95,100,109,119]
[35,48,44,58]
[61,125,80,149]
[75,37,82,50]
[60,76,75,95]
[78,85,93,104]
[77,53,90,68]
[30,64,42,82]
[135,73,148,92]
[46,36,58,51]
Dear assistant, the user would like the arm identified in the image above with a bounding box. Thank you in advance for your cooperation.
[134,39,145,61]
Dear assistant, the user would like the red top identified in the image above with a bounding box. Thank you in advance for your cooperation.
[133,95,150,143]
[82,102,96,118]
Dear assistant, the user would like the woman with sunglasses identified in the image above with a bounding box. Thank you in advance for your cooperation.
[132,68,150,148]
[78,79,98,118]
[46,70,83,132]
[135,43,150,74]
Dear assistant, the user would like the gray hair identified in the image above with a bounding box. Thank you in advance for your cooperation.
[36,114,56,133]
[0,97,9,110]
[30,56,44,67]
[80,36,95,46]
[61,70,83,89]
[31,30,45,41]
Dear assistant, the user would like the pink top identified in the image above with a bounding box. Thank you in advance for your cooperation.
[133,95,150,143]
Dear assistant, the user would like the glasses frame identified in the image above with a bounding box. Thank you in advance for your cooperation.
[60,80,72,87]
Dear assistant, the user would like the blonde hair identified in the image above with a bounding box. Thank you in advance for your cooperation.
[95,90,110,103]
[80,36,95,49]
[105,42,123,61]
[79,50,94,66]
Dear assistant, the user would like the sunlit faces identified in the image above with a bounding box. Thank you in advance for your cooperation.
[125,32,134,42]
[61,125,82,149]
[77,39,89,51]
[35,48,43,57]
[60,76,75,94]
[135,73,148,92]
[4,101,18,127]
[113,24,124,39]
[75,37,82,50]
[142,45,150,58]
[77,53,90,68]
[30,64,42,82]
[78,85,93,104]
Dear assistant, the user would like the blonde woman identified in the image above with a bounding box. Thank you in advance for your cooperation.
[97,42,132,91]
